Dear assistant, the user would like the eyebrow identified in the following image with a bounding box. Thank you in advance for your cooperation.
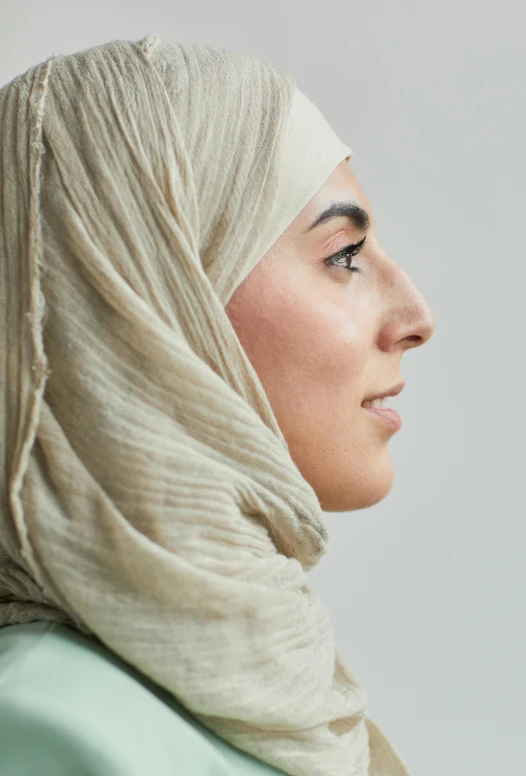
[306,200,371,233]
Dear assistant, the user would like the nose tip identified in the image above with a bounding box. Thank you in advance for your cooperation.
[403,305,434,350]
[382,252,436,351]
[419,299,435,346]
[401,267,436,349]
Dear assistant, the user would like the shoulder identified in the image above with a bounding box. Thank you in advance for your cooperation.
[0,621,238,775]
[0,700,131,776]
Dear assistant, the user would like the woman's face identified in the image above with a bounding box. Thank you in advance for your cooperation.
[225,160,435,512]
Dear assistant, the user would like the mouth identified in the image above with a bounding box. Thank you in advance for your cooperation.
[360,381,405,409]
[362,396,392,410]
[360,382,404,431]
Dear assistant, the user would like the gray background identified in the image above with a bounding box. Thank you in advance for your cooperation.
[2,2,524,774]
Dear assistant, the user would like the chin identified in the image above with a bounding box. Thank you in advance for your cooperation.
[317,454,394,513]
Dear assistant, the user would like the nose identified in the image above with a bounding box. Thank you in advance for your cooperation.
[380,262,435,352]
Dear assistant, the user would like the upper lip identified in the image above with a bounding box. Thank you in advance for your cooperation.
[361,381,405,403]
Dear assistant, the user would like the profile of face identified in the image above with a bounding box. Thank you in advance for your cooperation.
[226,160,435,513]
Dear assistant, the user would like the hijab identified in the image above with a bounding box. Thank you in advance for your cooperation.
[0,32,409,776]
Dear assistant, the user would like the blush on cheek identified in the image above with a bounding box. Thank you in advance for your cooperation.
[257,307,367,440]
[284,293,367,390]
[229,265,369,412]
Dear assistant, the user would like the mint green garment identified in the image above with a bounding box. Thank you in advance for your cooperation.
[0,621,288,775]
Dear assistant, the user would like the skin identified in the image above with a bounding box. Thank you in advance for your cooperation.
[225,160,435,512]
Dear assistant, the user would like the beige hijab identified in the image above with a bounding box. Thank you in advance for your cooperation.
[0,32,408,776]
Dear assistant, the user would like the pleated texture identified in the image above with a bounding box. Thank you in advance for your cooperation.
[0,32,409,776]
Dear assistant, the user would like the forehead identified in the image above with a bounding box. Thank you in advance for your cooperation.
[293,160,373,235]
[312,159,370,211]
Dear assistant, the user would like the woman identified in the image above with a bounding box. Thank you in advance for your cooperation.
[0,32,434,776]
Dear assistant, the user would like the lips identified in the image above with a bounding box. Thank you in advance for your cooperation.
[361,381,405,405]
[362,404,402,431]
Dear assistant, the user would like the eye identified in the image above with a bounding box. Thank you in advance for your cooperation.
[325,235,367,274]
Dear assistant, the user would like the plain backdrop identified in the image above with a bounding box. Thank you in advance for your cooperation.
[2,2,524,774]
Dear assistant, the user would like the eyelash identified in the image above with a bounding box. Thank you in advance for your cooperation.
[325,235,367,274]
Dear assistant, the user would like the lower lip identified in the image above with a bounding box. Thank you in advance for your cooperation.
[362,406,402,431]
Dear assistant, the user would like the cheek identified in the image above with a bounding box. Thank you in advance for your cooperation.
[226,266,369,425]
